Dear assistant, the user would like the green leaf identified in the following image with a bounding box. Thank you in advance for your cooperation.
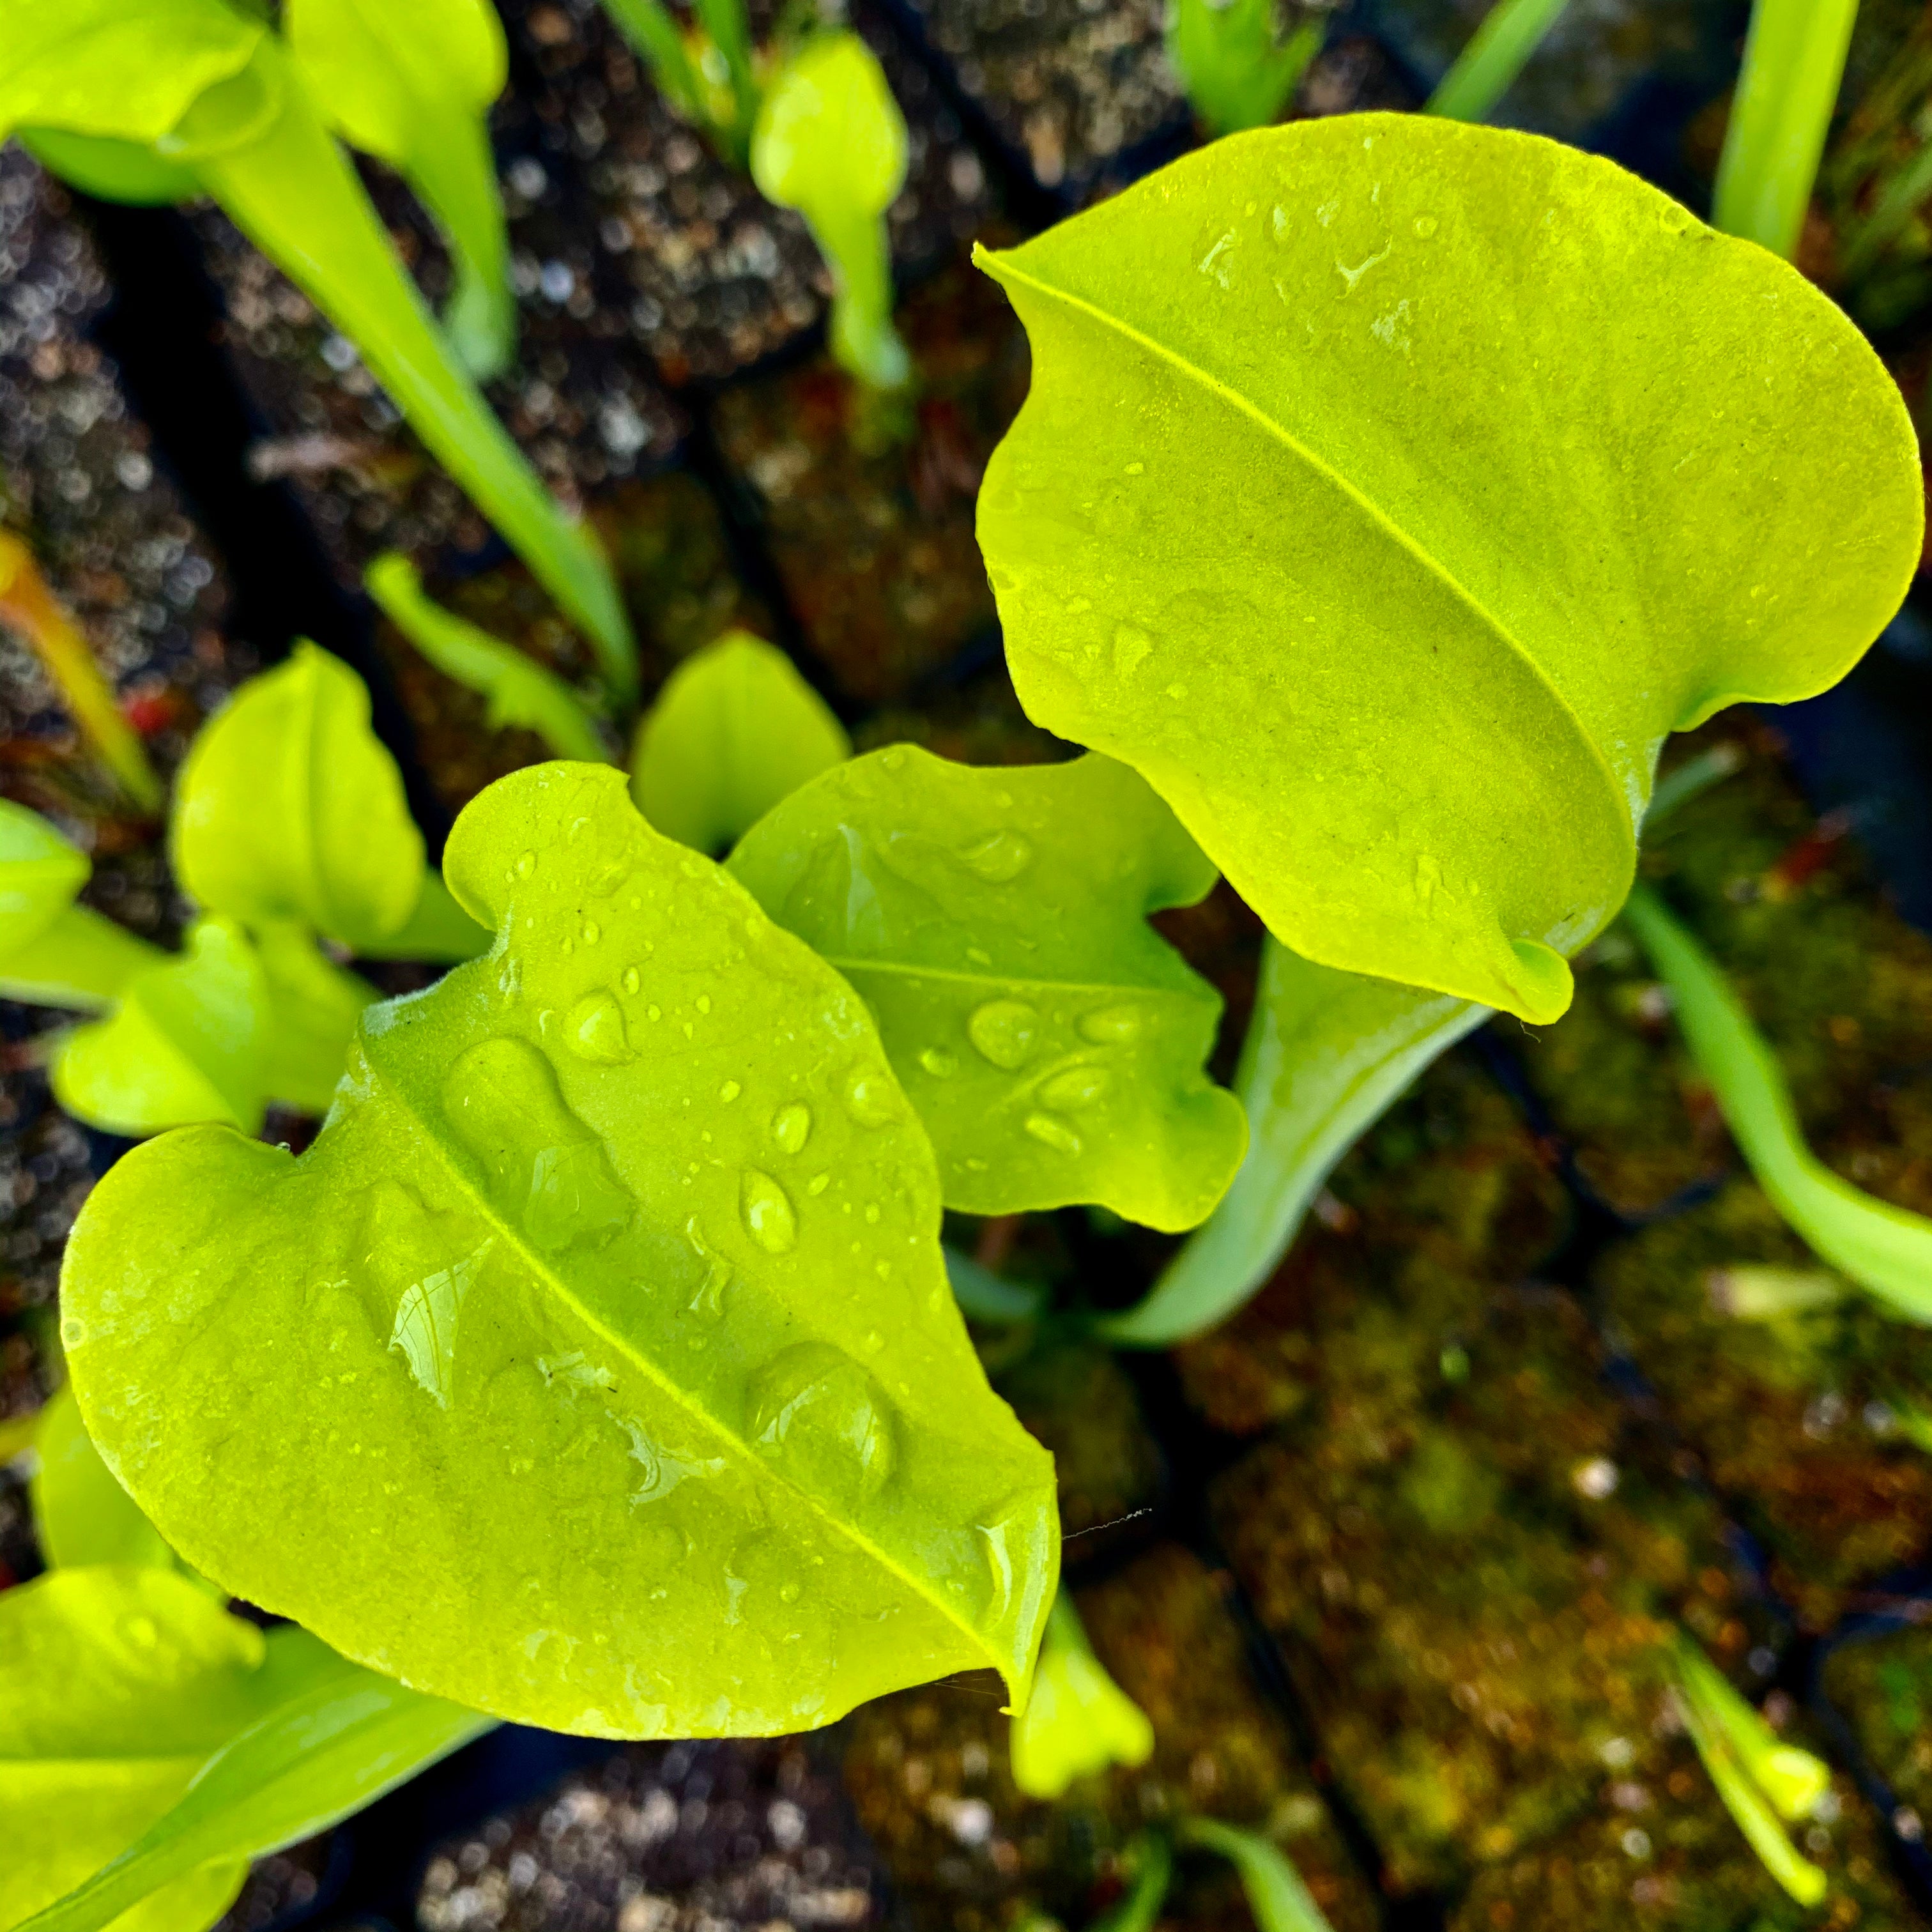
[1102,940,1483,1343]
[1008,1590,1153,1799]
[751,35,910,390]
[0,801,90,951]
[1623,883,1932,1322]
[0,0,264,148]
[1176,1817,1335,1932]
[0,1567,320,1932]
[52,919,268,1137]
[974,116,1921,1025]
[1424,0,1570,123]
[30,1388,176,1574]
[0,908,164,1012]
[252,921,376,1116]
[20,1656,491,1932]
[353,873,491,964]
[1167,0,1321,139]
[16,130,201,205]
[728,747,1246,1230]
[172,643,425,952]
[63,762,1059,1736]
[631,632,850,854]
[367,553,609,765]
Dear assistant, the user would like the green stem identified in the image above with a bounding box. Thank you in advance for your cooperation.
[0,905,167,1009]
[1092,1835,1174,1932]
[598,0,709,128]
[195,43,636,703]
[365,552,611,763]
[1176,1817,1335,1932]
[1712,0,1859,257]
[404,105,517,383]
[1425,0,1570,121]
[692,0,760,167]
[1623,882,1932,1321]
[804,198,910,392]
[1643,742,1744,828]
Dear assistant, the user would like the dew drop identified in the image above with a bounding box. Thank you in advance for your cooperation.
[565,989,634,1064]
[719,1080,742,1103]
[864,1202,881,1225]
[516,850,536,879]
[696,995,712,1015]
[958,829,1034,883]
[1078,1003,1144,1045]
[741,1169,798,1254]
[772,1101,813,1153]
[686,1215,733,1319]
[844,1064,900,1127]
[1112,624,1154,675]
[806,1173,831,1196]
[647,1004,662,1022]
[390,1238,494,1407]
[622,965,641,994]
[1039,1064,1111,1110]
[976,1491,1054,1627]
[581,920,601,945]
[967,999,1040,1071]
[1413,215,1438,237]
[122,1615,159,1650]
[748,1340,898,1502]
[919,1046,959,1078]
[881,748,906,772]
[1023,1112,1083,1155]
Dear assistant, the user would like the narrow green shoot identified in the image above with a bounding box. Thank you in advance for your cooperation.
[752,36,911,392]
[1670,1632,1831,1905]
[944,1248,1046,1324]
[1091,1835,1174,1932]
[1425,0,1570,121]
[1712,0,1859,257]
[365,553,611,763]
[0,532,162,813]
[600,0,755,167]
[1008,1589,1154,1798]
[1644,741,1745,829]
[1624,883,1932,1322]
[285,0,517,381]
[1177,1817,1335,1932]
[692,0,760,165]
[1166,0,1324,139]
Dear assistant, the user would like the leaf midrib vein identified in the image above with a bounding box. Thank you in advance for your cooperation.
[362,1045,1000,1675]
[824,955,1204,1003]
[990,253,1630,836]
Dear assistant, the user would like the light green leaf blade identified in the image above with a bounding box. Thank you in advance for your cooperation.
[631,632,850,855]
[1176,1817,1334,1932]
[728,747,1246,1230]
[284,0,505,163]
[355,871,492,964]
[0,801,90,952]
[17,130,200,206]
[367,553,608,765]
[52,918,268,1137]
[30,1388,175,1574]
[1168,0,1321,138]
[0,0,263,148]
[20,1658,489,1932]
[172,643,425,951]
[0,1566,309,1932]
[974,116,1920,1025]
[252,921,376,1116]
[1103,939,1484,1343]
[1008,1591,1153,1798]
[1623,883,1932,1322]
[63,762,1059,1736]
[0,908,168,1013]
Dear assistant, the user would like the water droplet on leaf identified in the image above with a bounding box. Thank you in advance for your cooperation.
[719,1079,741,1103]
[565,990,634,1064]
[844,1065,900,1126]
[741,1169,798,1254]
[516,851,537,879]
[958,830,1034,883]
[968,999,1040,1070]
[919,1047,958,1078]
[1112,624,1154,675]
[621,965,641,994]
[1039,1064,1111,1110]
[1023,1112,1082,1155]
[1078,1004,1144,1044]
[772,1102,812,1153]
[749,1340,898,1503]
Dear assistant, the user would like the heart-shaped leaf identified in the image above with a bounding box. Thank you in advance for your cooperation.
[728,747,1247,1230]
[0,802,89,949]
[630,632,850,855]
[0,803,161,1012]
[64,763,1058,1736]
[171,643,431,953]
[975,116,1920,1023]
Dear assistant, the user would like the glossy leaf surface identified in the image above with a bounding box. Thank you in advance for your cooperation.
[976,116,1921,1023]
[64,763,1058,1735]
[21,1657,489,1932]
[631,632,850,854]
[31,1388,175,1574]
[52,919,267,1137]
[0,0,263,148]
[730,747,1246,1229]
[172,643,424,951]
[0,1567,321,1932]
[1105,940,1484,1342]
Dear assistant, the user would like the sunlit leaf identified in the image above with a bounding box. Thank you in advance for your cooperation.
[1008,1590,1153,1798]
[51,919,268,1137]
[0,801,89,949]
[252,921,376,1116]
[0,803,161,1012]
[30,1388,176,1574]
[64,763,1058,1736]
[171,643,425,952]
[631,632,850,854]
[1103,941,1484,1343]
[729,747,1246,1230]
[975,116,1920,1024]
